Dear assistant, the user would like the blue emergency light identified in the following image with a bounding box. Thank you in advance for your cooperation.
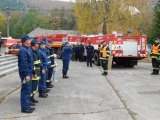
[127,30,132,33]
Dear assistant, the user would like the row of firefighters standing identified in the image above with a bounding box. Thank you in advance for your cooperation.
[150,39,160,75]
[18,35,59,113]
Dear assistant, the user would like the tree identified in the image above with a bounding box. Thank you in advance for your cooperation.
[0,12,7,36]
[75,0,149,35]
[150,0,160,43]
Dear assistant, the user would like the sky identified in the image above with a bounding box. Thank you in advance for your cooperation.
[51,0,75,2]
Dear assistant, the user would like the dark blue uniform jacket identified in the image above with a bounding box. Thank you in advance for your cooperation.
[18,45,34,76]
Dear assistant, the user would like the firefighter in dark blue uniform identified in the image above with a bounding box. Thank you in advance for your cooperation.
[86,42,94,67]
[18,35,36,113]
[38,41,48,98]
[41,38,52,90]
[79,43,84,62]
[29,39,40,103]
[75,43,80,61]
[62,42,72,78]
[46,40,56,88]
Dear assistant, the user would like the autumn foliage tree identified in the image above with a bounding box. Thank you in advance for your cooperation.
[75,0,150,35]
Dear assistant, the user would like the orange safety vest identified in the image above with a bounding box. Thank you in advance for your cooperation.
[102,46,107,58]
[152,45,159,54]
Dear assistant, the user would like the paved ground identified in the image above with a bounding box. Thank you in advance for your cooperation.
[0,60,159,120]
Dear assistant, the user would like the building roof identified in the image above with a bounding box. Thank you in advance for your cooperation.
[28,27,78,37]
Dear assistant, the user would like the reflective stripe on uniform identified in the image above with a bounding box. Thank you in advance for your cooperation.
[104,70,108,72]
[100,57,106,60]
[48,61,51,64]
[51,64,56,67]
[34,60,40,65]
[33,91,36,94]
[47,80,50,82]
[50,54,54,57]
[151,56,158,58]
[32,76,40,80]
[30,93,33,97]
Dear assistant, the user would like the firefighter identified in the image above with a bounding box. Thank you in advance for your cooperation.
[18,35,36,113]
[29,39,40,103]
[41,38,52,89]
[38,41,48,98]
[72,43,76,61]
[62,42,72,78]
[98,41,103,67]
[100,40,110,76]
[86,42,94,67]
[79,43,84,62]
[150,39,160,75]
[46,40,56,88]
[75,42,80,61]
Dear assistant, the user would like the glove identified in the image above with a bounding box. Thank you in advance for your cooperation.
[106,56,109,59]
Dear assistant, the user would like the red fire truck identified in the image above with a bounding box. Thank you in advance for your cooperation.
[84,34,148,67]
[36,34,85,59]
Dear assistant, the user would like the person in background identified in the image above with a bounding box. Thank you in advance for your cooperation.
[79,43,84,62]
[72,43,76,61]
[98,41,103,67]
[16,42,21,49]
[75,42,80,61]
[18,35,36,113]
[150,38,160,75]
[38,41,48,98]
[100,40,110,76]
[52,54,58,83]
[62,42,72,78]
[29,39,40,104]
[46,40,55,88]
[86,42,94,67]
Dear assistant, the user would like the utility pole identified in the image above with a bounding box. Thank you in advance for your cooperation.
[6,7,10,37]
[102,0,110,35]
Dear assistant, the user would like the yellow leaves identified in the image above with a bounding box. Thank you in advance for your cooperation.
[75,0,149,35]
[0,12,6,22]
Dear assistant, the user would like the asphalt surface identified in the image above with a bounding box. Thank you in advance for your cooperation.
[0,60,159,120]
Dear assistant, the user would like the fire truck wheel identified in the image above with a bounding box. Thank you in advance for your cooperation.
[94,52,100,66]
[57,48,62,59]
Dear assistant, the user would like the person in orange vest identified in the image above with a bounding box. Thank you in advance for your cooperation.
[150,38,160,75]
[98,41,103,67]
[100,40,110,76]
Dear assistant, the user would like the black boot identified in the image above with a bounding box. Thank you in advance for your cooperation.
[155,70,159,75]
[151,69,156,75]
[31,95,39,103]
[65,72,69,78]
[102,72,107,76]
[101,72,105,75]
[63,72,69,78]
[30,101,36,106]
[47,82,53,88]
[62,72,65,78]
[39,90,47,98]
[44,88,50,93]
